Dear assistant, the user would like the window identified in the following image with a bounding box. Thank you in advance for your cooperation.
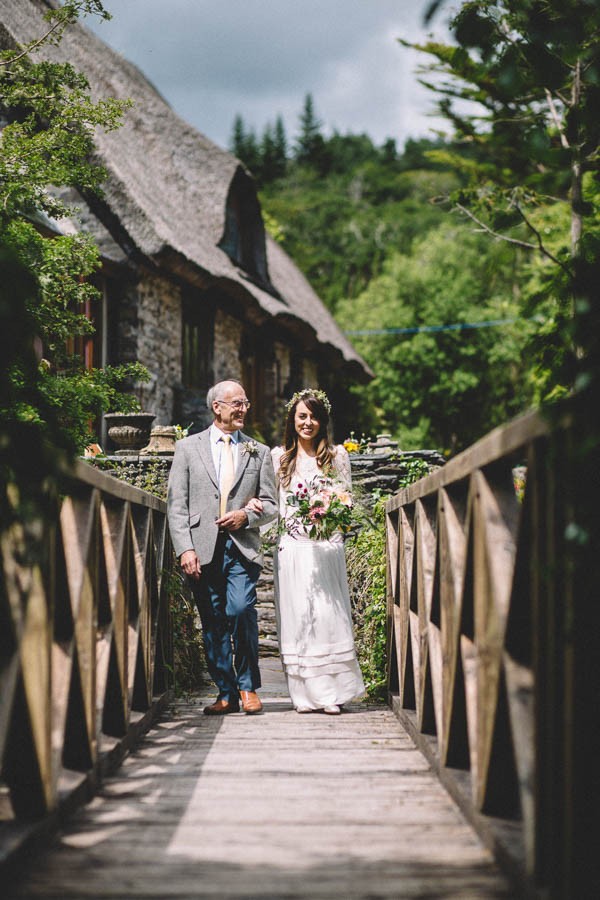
[63,276,109,371]
[219,167,278,296]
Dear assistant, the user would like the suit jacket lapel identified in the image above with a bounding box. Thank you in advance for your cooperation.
[196,430,218,488]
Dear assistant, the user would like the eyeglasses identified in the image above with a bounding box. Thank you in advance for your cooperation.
[217,399,251,411]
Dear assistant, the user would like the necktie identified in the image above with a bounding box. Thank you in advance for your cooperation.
[219,435,234,517]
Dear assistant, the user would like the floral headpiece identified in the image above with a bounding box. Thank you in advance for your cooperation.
[285,388,332,415]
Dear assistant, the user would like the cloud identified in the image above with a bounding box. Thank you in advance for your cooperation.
[89,0,451,149]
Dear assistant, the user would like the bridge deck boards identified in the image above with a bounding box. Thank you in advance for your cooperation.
[7,660,513,899]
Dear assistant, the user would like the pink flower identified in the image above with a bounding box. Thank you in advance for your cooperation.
[312,490,332,511]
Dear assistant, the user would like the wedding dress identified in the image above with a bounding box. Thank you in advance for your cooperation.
[271,445,365,710]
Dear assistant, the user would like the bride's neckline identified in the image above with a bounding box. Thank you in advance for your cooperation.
[294,451,319,472]
[296,448,317,461]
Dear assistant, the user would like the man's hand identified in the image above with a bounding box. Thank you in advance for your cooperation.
[180,549,201,580]
[246,497,264,514]
[216,509,248,531]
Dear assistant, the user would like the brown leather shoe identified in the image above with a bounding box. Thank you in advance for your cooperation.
[239,690,263,714]
[203,697,239,716]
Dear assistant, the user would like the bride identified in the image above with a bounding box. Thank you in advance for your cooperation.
[271,389,365,714]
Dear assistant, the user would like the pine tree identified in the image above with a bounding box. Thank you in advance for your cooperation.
[241,129,261,177]
[260,117,287,183]
[230,114,246,161]
[295,93,325,166]
[229,114,261,177]
[273,115,288,179]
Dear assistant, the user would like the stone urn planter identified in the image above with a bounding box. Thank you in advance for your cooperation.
[103,412,156,455]
[140,425,177,456]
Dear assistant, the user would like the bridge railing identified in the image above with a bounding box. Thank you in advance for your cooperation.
[385,402,593,897]
[0,459,174,820]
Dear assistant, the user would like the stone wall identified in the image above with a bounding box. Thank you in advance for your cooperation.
[213,310,243,384]
[111,272,351,445]
[135,275,182,424]
[348,435,445,498]
[94,455,172,498]
[302,357,319,388]
[271,342,291,441]
[274,342,291,394]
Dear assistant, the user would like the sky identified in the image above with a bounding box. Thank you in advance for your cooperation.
[87,0,453,154]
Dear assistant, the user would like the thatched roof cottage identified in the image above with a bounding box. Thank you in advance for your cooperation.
[1,0,371,442]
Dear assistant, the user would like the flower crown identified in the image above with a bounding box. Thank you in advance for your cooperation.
[285,388,331,415]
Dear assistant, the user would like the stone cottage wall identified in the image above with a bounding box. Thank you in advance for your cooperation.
[135,275,182,424]
[302,358,319,388]
[213,310,243,383]
[271,342,291,438]
[274,342,291,392]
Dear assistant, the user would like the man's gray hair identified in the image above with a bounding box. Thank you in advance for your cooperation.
[206,380,243,409]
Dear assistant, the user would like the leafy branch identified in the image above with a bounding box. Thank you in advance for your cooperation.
[0,1,110,68]
[455,202,570,273]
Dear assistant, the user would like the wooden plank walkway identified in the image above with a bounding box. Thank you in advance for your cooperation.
[6,659,514,899]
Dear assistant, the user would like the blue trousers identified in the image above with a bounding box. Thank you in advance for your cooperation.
[193,535,261,701]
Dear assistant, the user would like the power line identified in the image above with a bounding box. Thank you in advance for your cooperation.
[344,316,538,337]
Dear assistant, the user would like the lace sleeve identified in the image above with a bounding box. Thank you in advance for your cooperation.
[334,445,352,490]
[271,446,284,481]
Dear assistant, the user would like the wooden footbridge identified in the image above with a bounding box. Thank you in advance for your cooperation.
[4,659,511,899]
[1,399,598,898]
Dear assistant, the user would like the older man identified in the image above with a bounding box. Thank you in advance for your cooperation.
[167,380,277,714]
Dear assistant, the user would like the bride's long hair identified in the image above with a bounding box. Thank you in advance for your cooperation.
[278,394,335,488]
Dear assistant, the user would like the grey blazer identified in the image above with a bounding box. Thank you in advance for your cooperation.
[167,428,278,567]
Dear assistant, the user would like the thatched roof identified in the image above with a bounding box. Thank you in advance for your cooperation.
[2,0,372,381]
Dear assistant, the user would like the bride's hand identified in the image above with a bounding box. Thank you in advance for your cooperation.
[246,497,263,513]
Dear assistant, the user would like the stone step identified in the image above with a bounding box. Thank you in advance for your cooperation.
[258,637,279,654]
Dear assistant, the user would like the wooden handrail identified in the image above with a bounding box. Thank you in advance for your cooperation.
[385,401,589,897]
[0,460,174,819]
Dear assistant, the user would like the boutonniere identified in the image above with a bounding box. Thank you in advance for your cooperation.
[241,440,259,456]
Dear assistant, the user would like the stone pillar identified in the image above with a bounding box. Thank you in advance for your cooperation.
[135,275,182,424]
[213,310,243,383]
[302,357,319,387]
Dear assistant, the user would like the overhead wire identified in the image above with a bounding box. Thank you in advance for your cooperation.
[344,316,541,337]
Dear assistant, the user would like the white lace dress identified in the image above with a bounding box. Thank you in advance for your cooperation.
[271,445,365,710]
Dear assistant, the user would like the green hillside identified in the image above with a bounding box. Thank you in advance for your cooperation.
[230,83,590,454]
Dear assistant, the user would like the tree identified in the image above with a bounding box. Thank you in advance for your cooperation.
[259,119,287,183]
[0,0,146,526]
[336,221,533,452]
[295,93,329,171]
[230,113,246,161]
[229,113,261,175]
[402,0,600,400]
[260,139,459,312]
[272,114,288,178]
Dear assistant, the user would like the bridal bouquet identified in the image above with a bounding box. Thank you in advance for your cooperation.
[283,474,354,541]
